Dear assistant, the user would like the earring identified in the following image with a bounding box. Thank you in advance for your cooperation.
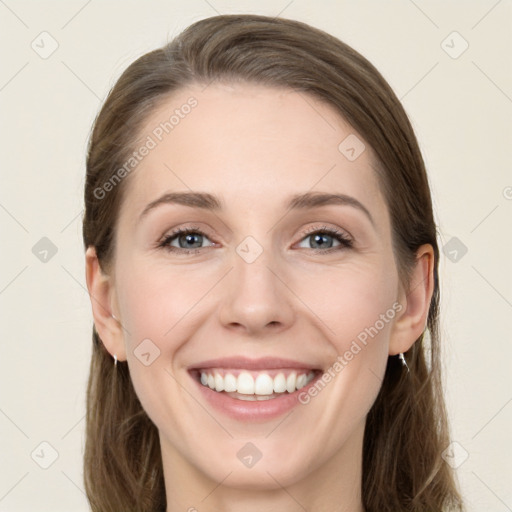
[113,354,118,367]
[399,352,410,373]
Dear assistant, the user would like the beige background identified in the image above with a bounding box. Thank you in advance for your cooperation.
[1,1,511,510]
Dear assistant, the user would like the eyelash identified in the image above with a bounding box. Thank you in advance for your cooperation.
[157,225,353,255]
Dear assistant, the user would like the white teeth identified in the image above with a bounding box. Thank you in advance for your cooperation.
[198,369,316,397]
[296,373,307,389]
[214,372,224,392]
[254,373,274,395]
[273,372,287,393]
[231,393,275,401]
[237,372,255,394]
[223,373,237,392]
[286,373,296,393]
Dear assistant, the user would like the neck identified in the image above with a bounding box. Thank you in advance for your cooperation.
[162,422,365,512]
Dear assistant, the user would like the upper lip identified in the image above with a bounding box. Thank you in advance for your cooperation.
[189,356,321,371]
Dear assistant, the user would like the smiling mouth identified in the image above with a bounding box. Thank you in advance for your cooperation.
[190,368,322,401]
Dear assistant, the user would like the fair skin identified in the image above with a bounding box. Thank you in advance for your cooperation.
[86,83,433,512]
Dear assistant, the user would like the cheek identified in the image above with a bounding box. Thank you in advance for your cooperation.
[113,257,224,419]
[294,267,397,438]
[301,263,398,407]
[113,260,209,430]
[302,261,399,347]
[115,259,213,345]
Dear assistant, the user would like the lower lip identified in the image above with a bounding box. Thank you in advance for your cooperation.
[189,370,322,422]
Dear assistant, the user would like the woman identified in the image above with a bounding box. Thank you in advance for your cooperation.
[83,14,465,511]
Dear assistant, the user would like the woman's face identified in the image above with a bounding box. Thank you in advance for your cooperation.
[96,82,411,493]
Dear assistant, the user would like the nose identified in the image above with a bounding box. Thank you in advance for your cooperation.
[218,243,296,336]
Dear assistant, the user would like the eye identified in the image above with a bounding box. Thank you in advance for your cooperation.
[157,224,353,255]
[158,227,215,254]
[296,226,353,252]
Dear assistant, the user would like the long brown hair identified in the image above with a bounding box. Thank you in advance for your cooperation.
[83,14,464,511]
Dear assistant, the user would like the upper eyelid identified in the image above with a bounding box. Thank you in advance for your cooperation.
[162,224,350,238]
[300,224,352,239]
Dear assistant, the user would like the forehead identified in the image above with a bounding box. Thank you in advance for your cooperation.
[120,82,385,222]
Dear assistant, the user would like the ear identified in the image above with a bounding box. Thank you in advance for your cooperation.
[389,244,435,355]
[85,246,126,361]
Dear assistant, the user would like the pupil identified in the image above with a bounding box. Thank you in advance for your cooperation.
[313,234,332,248]
[181,233,202,248]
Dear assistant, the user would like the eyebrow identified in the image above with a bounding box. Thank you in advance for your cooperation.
[139,191,375,226]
